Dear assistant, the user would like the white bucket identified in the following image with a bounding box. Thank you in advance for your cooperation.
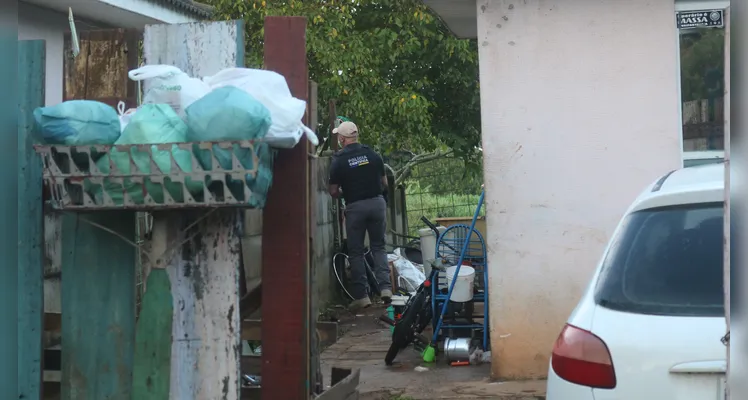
[445,265,475,302]
[418,226,446,276]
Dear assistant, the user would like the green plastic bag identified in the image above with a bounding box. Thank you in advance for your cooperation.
[93,104,203,205]
[185,85,273,205]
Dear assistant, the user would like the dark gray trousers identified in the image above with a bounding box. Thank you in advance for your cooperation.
[345,196,392,300]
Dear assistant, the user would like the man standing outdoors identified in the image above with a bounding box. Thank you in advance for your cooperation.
[328,121,393,311]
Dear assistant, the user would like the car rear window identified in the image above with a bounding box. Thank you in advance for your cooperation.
[594,203,724,317]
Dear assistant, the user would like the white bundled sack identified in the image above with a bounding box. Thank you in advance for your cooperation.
[203,68,319,148]
[116,101,137,133]
[128,65,210,118]
[390,249,426,292]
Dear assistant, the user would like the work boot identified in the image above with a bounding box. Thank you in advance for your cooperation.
[348,297,372,312]
[380,289,393,305]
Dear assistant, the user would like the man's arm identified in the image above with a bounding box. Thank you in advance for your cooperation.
[328,184,342,198]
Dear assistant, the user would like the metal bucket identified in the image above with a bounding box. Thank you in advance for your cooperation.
[443,337,472,362]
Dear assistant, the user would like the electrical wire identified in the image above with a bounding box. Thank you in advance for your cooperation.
[331,249,384,300]
[332,252,355,300]
[73,207,218,266]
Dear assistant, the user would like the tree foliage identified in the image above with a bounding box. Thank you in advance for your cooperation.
[680,28,725,102]
[206,0,481,160]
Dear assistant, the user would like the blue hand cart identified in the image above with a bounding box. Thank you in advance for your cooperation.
[430,190,489,352]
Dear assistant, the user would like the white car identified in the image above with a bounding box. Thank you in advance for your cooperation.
[547,163,728,399]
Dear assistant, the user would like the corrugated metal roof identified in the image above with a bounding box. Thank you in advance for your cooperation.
[155,0,213,18]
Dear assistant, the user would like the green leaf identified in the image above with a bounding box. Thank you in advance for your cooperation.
[204,0,482,162]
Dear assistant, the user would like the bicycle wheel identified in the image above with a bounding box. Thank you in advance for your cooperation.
[384,340,401,366]
[385,289,428,365]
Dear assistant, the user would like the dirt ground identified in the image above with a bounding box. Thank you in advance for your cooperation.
[320,305,546,400]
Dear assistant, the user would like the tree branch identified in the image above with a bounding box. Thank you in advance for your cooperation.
[393,149,454,186]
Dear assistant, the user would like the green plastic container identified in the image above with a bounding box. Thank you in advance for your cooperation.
[387,306,395,334]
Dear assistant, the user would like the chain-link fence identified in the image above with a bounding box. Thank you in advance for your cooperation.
[399,156,484,235]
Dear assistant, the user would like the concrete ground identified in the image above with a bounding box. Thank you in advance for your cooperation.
[320,305,546,400]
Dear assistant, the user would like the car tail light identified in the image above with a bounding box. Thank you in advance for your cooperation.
[551,324,617,389]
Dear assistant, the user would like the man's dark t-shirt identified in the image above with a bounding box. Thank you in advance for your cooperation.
[329,143,385,204]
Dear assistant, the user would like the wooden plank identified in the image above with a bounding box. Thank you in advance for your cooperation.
[43,312,62,349]
[309,114,322,394]
[132,269,173,399]
[241,209,263,310]
[261,16,311,400]
[59,27,141,400]
[63,29,139,108]
[241,355,261,375]
[240,280,262,321]
[317,368,359,400]
[143,20,245,400]
[309,81,318,135]
[330,367,350,386]
[61,212,136,400]
[44,214,62,314]
[241,388,261,400]
[18,39,46,400]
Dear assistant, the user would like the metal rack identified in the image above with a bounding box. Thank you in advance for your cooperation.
[35,140,267,211]
[430,191,489,351]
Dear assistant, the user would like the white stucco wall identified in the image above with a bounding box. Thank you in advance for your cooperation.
[478,0,683,378]
[18,3,107,106]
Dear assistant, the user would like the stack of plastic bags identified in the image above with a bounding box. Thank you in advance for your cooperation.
[32,64,319,208]
[93,103,203,205]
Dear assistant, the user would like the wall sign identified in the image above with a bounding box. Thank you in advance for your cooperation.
[677,10,724,29]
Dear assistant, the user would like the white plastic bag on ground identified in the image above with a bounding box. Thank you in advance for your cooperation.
[203,68,319,148]
[128,65,210,118]
[391,248,426,292]
[117,101,136,133]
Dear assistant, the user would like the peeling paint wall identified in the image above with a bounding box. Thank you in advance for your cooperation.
[477,0,683,379]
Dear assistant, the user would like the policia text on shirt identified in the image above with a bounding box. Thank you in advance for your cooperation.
[328,121,394,312]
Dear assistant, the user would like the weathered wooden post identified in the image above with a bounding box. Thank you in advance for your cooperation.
[18,39,45,400]
[261,16,313,400]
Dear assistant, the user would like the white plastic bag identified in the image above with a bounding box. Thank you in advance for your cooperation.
[203,68,319,148]
[128,65,210,118]
[117,101,136,133]
[391,248,426,292]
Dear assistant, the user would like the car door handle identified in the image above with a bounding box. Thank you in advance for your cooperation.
[669,360,726,374]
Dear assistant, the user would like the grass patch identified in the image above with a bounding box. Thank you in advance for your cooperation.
[405,184,484,235]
